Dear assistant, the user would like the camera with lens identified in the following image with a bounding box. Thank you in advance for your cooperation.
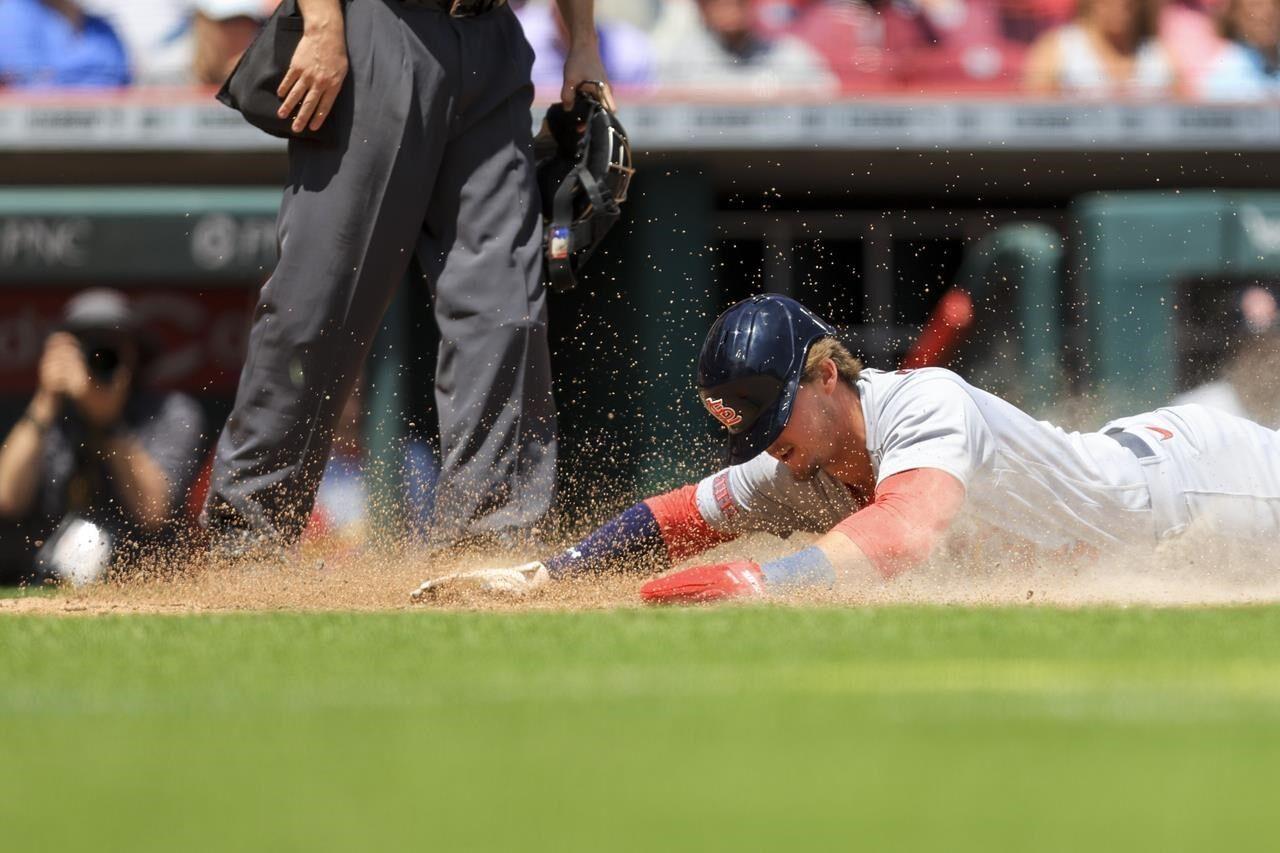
[78,337,123,384]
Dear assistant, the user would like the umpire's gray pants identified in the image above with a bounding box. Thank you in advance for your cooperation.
[205,0,555,546]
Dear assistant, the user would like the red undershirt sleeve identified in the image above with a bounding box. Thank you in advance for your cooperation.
[644,484,735,562]
[833,468,967,578]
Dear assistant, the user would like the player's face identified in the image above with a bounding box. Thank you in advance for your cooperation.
[766,361,845,480]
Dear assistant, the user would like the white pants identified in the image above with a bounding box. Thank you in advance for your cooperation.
[1103,405,1280,541]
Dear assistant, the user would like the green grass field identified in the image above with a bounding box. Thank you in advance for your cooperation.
[3,606,1280,852]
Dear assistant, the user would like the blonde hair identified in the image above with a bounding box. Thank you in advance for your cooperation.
[801,336,862,386]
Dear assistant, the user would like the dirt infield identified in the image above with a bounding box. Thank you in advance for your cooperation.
[3,527,1280,616]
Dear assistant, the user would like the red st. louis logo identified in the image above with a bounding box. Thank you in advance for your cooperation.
[704,397,743,428]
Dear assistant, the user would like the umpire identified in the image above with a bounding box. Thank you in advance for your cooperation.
[204,0,613,552]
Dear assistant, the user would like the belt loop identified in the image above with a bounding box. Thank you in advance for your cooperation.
[1135,453,1188,540]
[1103,426,1188,540]
[1105,428,1155,459]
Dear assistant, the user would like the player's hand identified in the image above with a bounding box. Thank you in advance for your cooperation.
[410,561,551,603]
[277,13,348,133]
[640,560,765,605]
[561,42,614,111]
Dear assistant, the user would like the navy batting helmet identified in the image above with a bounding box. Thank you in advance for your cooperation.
[697,295,837,465]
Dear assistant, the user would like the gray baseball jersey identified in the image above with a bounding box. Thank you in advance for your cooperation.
[687,368,1266,556]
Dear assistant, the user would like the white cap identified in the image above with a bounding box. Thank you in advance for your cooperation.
[195,0,271,20]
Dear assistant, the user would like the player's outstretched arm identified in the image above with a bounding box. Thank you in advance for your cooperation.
[640,468,966,604]
[411,483,736,601]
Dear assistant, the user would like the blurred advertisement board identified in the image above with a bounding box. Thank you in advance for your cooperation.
[0,287,254,394]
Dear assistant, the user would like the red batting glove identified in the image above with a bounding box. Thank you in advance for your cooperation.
[640,560,766,605]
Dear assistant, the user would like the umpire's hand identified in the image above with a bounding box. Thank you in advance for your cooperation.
[555,0,614,110]
[277,0,349,134]
[562,44,614,112]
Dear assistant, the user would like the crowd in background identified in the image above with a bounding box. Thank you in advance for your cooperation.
[0,0,276,87]
[0,0,1278,98]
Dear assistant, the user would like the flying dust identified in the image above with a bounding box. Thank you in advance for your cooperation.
[3,523,1279,616]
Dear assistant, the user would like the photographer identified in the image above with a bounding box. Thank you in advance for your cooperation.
[0,290,205,585]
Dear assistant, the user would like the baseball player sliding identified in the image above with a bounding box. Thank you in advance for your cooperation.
[412,294,1280,604]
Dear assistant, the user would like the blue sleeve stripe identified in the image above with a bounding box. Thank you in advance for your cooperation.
[545,501,666,578]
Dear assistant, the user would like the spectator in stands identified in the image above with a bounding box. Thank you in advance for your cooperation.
[1199,0,1280,98]
[191,0,267,84]
[0,290,205,585]
[752,0,1022,88]
[1023,0,1178,94]
[749,0,899,85]
[0,0,131,88]
[78,0,269,86]
[653,0,837,92]
[1155,1,1220,92]
[998,0,1075,44]
[516,0,654,88]
[597,0,662,29]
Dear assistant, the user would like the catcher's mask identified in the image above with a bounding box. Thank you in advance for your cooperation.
[698,295,838,465]
[534,88,634,292]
